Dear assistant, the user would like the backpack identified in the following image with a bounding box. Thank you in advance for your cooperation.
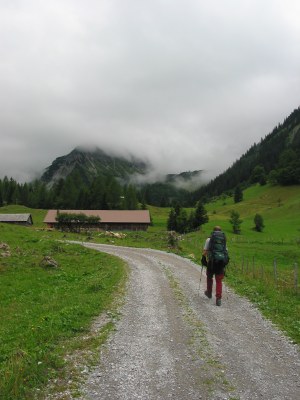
[208,231,229,266]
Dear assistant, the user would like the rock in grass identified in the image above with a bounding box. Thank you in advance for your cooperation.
[0,243,11,257]
[1,251,11,257]
[40,256,59,268]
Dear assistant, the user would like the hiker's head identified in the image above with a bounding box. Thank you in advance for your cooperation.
[213,226,222,231]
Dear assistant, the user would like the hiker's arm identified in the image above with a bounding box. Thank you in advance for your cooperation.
[203,238,210,256]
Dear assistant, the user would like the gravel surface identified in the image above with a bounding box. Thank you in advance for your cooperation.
[76,243,299,400]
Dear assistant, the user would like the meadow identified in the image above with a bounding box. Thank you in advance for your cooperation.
[0,219,127,399]
[0,183,299,398]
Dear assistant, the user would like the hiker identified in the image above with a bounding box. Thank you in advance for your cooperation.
[202,226,229,306]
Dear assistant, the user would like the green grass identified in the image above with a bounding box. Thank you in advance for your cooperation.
[0,184,299,397]
[0,222,127,400]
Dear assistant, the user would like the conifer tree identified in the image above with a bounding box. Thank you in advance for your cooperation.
[167,208,177,231]
[234,185,243,203]
[124,185,138,210]
[89,176,105,209]
[106,177,122,209]
[251,165,266,185]
[176,209,188,234]
[229,210,242,234]
[254,213,265,232]
[191,201,209,229]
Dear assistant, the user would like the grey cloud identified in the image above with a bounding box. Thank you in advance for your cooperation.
[0,0,300,183]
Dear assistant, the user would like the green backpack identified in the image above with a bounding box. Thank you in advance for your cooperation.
[208,231,229,265]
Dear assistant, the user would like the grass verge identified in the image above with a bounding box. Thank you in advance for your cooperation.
[0,224,127,400]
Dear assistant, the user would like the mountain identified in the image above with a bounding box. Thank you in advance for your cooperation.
[41,147,149,187]
[41,146,204,190]
[193,106,300,201]
[39,147,205,207]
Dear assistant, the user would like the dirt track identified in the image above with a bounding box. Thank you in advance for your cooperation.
[77,243,299,400]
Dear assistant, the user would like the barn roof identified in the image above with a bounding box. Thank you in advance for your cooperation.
[0,213,33,223]
[44,210,151,224]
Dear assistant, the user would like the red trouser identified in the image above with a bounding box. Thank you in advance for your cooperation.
[206,269,224,299]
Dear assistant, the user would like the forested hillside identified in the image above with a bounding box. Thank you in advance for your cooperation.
[0,175,141,210]
[193,107,300,201]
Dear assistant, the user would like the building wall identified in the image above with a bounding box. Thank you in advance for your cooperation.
[0,220,32,226]
[46,222,149,231]
[103,223,149,231]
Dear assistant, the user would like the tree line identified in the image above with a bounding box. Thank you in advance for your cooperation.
[0,173,142,210]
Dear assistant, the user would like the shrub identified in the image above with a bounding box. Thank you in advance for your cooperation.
[254,214,265,232]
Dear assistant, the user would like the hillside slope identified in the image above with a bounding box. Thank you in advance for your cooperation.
[193,106,300,200]
[203,184,300,239]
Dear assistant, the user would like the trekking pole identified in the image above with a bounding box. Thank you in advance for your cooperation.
[198,264,204,296]
[224,263,229,300]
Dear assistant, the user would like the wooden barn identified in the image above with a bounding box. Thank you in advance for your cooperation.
[43,209,151,231]
[0,213,33,226]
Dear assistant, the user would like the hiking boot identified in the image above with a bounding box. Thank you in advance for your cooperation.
[216,298,221,306]
[205,290,212,299]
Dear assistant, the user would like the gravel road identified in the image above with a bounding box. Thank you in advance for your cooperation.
[77,243,299,400]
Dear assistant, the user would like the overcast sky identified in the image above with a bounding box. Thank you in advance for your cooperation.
[0,0,299,183]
